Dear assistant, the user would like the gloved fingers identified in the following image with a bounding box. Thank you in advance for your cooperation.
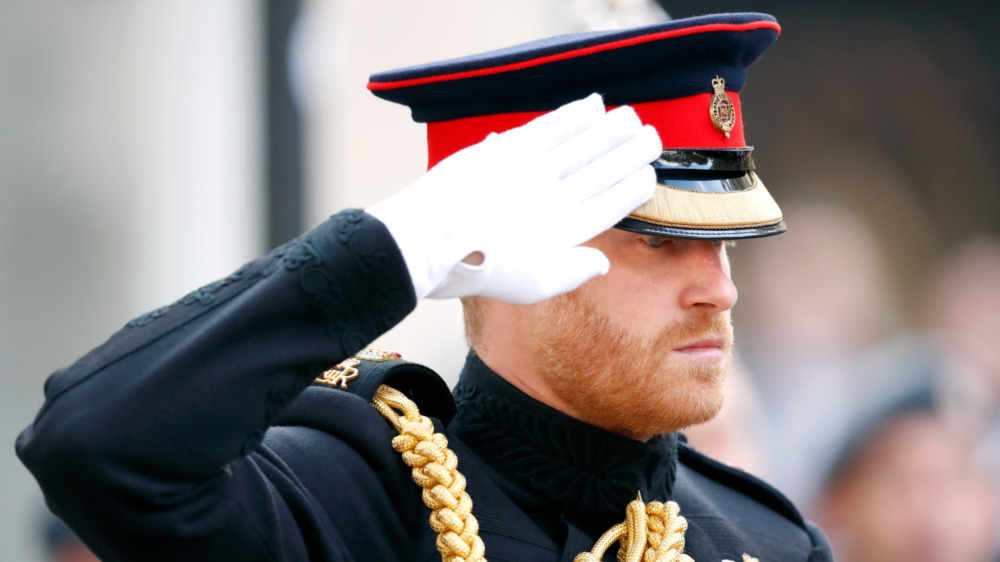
[423,259,490,300]
[539,164,657,254]
[499,93,606,155]
[545,105,644,180]
[477,246,610,304]
[559,125,661,206]
[573,163,657,231]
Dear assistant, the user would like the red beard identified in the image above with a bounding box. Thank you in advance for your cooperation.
[530,289,733,440]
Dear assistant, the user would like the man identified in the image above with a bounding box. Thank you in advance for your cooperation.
[17,13,832,562]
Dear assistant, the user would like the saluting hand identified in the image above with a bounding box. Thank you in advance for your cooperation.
[368,93,660,305]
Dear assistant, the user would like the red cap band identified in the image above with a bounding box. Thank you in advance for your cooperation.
[425,93,744,169]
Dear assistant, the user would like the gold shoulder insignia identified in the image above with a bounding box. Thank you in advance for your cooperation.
[355,348,403,362]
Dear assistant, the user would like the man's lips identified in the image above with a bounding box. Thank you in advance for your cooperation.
[673,338,728,358]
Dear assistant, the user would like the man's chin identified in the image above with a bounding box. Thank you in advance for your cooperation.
[581,377,727,440]
[662,390,726,431]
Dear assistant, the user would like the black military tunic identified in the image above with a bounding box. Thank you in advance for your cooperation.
[17,210,833,561]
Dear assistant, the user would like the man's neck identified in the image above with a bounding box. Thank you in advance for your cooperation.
[473,305,650,441]
[473,302,582,425]
[472,343,654,443]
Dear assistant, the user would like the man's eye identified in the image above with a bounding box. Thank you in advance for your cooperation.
[642,236,668,248]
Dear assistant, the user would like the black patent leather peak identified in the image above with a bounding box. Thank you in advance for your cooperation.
[654,148,755,173]
[614,217,786,240]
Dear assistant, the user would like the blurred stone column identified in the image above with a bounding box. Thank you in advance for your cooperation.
[126,0,263,312]
[1,2,261,560]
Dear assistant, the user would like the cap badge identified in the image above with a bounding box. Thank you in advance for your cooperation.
[709,76,735,138]
[315,358,361,389]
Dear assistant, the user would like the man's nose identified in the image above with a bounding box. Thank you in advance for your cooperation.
[678,241,738,312]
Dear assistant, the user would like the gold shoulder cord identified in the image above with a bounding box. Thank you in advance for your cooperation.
[372,385,486,562]
[371,384,695,562]
[573,493,694,562]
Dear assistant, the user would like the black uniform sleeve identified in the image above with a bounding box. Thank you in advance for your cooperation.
[15,209,419,561]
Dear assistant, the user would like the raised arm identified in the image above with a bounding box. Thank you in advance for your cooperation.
[16,95,660,561]
[17,209,417,560]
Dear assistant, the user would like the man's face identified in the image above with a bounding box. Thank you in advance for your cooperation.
[528,228,738,440]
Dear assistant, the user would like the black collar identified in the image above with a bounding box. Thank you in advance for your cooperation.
[448,353,678,539]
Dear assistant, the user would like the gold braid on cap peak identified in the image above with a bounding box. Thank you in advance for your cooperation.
[574,494,694,562]
[372,385,486,562]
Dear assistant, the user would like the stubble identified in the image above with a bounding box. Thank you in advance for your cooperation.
[530,289,733,440]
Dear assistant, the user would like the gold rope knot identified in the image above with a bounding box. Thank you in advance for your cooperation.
[574,493,694,562]
[372,385,486,562]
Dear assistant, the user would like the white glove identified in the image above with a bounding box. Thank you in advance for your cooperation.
[368,93,660,305]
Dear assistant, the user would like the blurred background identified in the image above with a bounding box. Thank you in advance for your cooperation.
[2,0,997,560]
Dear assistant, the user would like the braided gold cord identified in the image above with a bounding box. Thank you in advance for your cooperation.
[372,385,486,562]
[574,494,694,562]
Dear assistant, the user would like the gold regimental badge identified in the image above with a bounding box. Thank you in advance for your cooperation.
[709,75,736,138]
[315,358,361,389]
[355,348,403,362]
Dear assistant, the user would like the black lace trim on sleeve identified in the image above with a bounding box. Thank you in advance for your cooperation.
[45,209,416,405]
[124,209,414,343]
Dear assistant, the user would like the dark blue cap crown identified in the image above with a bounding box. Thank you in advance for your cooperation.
[368,13,779,124]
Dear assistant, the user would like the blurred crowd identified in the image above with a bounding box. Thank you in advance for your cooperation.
[686,198,1000,562]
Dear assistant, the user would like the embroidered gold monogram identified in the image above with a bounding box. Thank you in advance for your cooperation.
[709,75,735,138]
[315,358,361,389]
[743,554,760,562]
